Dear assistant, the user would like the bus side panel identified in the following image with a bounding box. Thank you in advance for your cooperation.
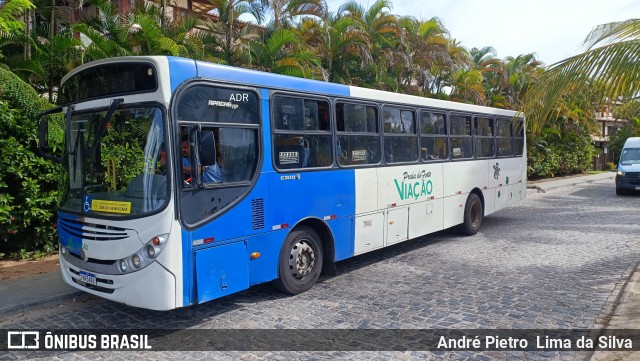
[374,164,444,208]
[268,169,356,259]
[327,216,355,262]
[246,231,283,285]
[442,160,488,229]
[195,240,249,303]
[490,157,521,211]
[373,164,445,243]
[182,174,271,306]
[244,213,353,286]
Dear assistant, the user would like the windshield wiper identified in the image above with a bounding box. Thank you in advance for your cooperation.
[90,98,124,155]
[86,98,124,195]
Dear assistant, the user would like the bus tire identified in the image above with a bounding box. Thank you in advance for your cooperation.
[460,193,483,236]
[274,226,324,295]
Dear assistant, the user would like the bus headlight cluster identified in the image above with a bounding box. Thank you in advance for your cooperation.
[117,234,168,274]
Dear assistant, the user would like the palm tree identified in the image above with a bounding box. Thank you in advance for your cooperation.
[265,0,325,29]
[337,0,399,89]
[200,0,264,66]
[397,16,449,96]
[503,53,542,109]
[469,46,508,108]
[524,19,640,136]
[295,13,371,84]
[0,0,34,34]
[74,0,202,61]
[249,27,321,77]
[449,68,485,104]
[4,23,82,101]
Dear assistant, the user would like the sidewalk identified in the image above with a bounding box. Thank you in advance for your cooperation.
[527,171,616,193]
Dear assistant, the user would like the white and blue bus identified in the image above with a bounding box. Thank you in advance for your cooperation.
[38,56,526,310]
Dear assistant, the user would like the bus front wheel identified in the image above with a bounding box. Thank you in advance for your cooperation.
[460,193,483,236]
[274,226,324,295]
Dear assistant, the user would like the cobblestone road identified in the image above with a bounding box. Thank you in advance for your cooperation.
[1,179,639,360]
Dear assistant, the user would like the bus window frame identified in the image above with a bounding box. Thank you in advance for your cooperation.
[448,112,474,161]
[382,105,419,165]
[171,80,263,229]
[513,117,525,157]
[495,117,515,158]
[418,108,450,163]
[473,114,496,159]
[270,91,334,172]
[59,61,160,106]
[334,99,383,168]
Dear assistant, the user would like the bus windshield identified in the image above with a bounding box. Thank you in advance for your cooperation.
[620,148,640,165]
[59,105,167,217]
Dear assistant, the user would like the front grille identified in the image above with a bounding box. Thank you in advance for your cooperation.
[58,217,133,241]
[68,251,116,266]
[626,172,640,185]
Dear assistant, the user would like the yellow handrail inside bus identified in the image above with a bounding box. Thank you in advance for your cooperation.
[106,158,117,191]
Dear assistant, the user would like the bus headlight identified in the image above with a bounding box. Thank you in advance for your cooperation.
[146,245,156,259]
[117,234,168,274]
[617,170,625,176]
[132,254,141,268]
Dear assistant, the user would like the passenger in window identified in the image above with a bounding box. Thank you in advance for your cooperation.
[181,135,222,184]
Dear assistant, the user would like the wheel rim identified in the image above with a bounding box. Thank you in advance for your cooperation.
[470,202,481,229]
[288,239,316,280]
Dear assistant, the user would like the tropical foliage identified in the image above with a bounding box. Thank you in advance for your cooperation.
[524,19,640,137]
[0,68,57,258]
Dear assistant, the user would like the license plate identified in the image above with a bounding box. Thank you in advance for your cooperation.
[79,271,97,286]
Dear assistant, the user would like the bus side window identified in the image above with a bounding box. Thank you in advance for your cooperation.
[496,118,514,157]
[450,114,473,159]
[273,95,332,169]
[336,102,381,166]
[420,111,448,161]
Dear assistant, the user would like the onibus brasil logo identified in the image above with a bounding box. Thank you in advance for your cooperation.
[393,170,433,200]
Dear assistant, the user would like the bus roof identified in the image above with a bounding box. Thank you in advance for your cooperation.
[62,56,520,118]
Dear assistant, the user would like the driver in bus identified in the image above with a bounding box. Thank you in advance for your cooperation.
[181,135,222,184]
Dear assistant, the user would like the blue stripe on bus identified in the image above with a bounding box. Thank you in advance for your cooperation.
[181,167,356,304]
[166,57,197,94]
[194,61,351,97]
[57,212,81,253]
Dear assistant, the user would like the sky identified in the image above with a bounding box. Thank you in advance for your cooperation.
[324,0,640,66]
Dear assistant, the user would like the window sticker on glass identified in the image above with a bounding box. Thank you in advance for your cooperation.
[352,150,367,162]
[91,199,132,214]
[279,151,300,165]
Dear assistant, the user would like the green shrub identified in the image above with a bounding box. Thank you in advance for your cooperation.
[527,123,596,179]
[0,68,58,259]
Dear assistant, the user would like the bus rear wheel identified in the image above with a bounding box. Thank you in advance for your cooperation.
[274,226,323,295]
[460,193,483,236]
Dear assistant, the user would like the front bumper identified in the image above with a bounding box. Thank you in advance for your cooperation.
[616,174,640,191]
[60,252,177,310]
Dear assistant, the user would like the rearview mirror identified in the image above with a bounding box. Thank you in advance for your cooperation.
[37,107,63,163]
